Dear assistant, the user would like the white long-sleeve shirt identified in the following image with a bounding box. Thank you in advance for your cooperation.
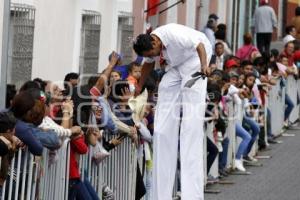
[39,116,72,137]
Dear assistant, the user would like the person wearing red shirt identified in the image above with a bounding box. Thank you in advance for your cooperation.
[68,134,99,200]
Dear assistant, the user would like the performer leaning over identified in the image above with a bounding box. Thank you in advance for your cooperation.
[133,23,212,200]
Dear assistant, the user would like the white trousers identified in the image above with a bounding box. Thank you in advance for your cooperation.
[151,63,207,200]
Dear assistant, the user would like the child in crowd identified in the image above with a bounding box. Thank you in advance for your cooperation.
[127,62,142,93]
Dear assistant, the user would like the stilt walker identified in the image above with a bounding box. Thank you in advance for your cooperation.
[133,23,212,200]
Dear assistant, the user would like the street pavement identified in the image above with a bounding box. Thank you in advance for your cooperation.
[205,127,300,200]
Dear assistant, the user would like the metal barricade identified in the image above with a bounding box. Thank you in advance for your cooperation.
[286,76,299,123]
[79,135,137,200]
[268,80,285,136]
[39,138,70,200]
[1,148,40,200]
[226,100,237,170]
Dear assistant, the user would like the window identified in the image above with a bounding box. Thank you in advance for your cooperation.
[79,11,101,82]
[117,14,134,64]
[7,3,35,88]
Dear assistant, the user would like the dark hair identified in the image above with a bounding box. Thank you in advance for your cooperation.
[245,72,256,80]
[270,49,279,58]
[87,75,99,89]
[207,83,222,102]
[64,73,79,82]
[295,6,300,16]
[215,42,224,49]
[285,25,295,35]
[128,62,140,73]
[11,89,45,125]
[293,40,300,51]
[33,78,47,92]
[222,73,230,82]
[6,84,16,108]
[0,112,16,132]
[241,60,253,68]
[19,81,41,92]
[253,56,265,67]
[110,80,129,102]
[111,70,122,77]
[217,24,226,31]
[215,29,226,40]
[133,34,154,56]
[64,73,79,90]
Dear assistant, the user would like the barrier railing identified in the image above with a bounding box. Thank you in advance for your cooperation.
[1,77,299,199]
[1,148,40,200]
[268,80,285,136]
[39,138,70,200]
[286,76,299,123]
[79,135,137,200]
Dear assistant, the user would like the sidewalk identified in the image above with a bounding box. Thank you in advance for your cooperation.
[205,127,300,200]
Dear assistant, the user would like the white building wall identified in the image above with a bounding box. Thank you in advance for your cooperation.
[186,0,196,28]
[0,1,4,68]
[5,0,132,84]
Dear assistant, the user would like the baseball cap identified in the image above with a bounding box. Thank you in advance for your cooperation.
[225,59,238,68]
[209,14,219,20]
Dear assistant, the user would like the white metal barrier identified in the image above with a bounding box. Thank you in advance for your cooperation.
[79,135,137,200]
[39,138,70,200]
[268,79,285,136]
[286,76,300,123]
[1,78,299,199]
[1,148,40,200]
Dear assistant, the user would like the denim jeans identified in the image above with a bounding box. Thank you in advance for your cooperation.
[207,137,219,174]
[219,137,229,170]
[235,123,251,159]
[68,178,99,200]
[243,116,260,155]
[285,94,295,121]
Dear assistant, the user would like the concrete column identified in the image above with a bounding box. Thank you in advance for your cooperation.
[0,0,10,109]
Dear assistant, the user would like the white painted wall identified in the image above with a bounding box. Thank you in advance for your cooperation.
[6,0,132,84]
[0,1,4,68]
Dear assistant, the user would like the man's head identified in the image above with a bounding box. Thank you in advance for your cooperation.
[133,34,162,57]
[286,25,297,38]
[215,42,224,56]
[128,62,141,80]
[0,112,16,134]
[285,41,295,55]
[207,14,218,30]
[241,60,254,74]
[64,73,79,89]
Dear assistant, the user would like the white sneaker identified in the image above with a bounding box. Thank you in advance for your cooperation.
[235,159,246,172]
